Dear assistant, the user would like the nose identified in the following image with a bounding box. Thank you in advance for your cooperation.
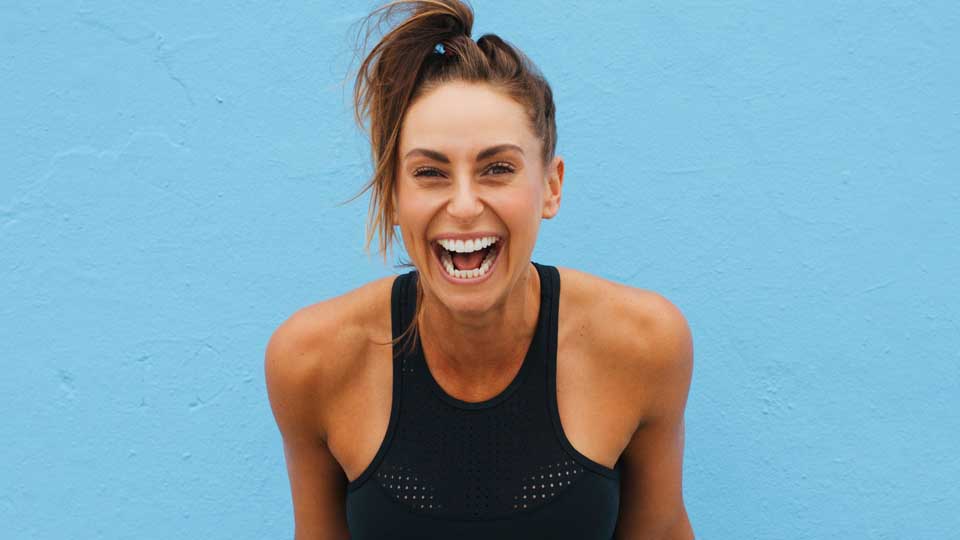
[445,176,484,223]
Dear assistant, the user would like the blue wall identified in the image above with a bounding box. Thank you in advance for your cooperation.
[2,1,957,538]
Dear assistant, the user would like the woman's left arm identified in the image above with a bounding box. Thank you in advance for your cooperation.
[613,292,695,540]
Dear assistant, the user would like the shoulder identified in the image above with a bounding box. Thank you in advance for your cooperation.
[557,266,689,343]
[557,266,694,425]
[263,275,397,443]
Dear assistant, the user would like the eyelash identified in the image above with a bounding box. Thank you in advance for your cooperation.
[413,162,515,178]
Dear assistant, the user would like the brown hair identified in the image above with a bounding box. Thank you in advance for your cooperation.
[342,0,558,356]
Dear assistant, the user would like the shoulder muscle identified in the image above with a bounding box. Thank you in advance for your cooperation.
[264,301,362,540]
[612,289,695,539]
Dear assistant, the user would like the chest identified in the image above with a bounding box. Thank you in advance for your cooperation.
[328,315,642,484]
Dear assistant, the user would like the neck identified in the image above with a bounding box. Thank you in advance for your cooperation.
[418,263,541,391]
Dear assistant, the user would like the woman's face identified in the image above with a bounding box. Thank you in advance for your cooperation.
[394,80,563,316]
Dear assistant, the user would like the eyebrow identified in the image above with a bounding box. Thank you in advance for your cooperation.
[402,143,524,164]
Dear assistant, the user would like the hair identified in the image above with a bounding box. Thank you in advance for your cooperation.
[341,0,558,356]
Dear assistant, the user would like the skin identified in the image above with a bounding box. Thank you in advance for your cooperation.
[265,81,695,539]
[393,80,556,397]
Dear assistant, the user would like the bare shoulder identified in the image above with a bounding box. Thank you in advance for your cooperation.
[557,265,683,318]
[264,275,396,443]
[556,266,687,343]
[556,266,694,425]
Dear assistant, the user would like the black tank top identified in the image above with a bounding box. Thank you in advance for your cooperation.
[345,262,622,539]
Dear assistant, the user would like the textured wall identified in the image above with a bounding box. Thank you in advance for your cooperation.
[2,1,958,538]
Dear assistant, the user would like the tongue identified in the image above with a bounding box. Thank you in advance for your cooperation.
[452,248,487,271]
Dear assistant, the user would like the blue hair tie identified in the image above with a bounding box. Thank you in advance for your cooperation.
[433,42,446,55]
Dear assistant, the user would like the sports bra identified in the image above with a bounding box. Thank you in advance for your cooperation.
[345,261,623,539]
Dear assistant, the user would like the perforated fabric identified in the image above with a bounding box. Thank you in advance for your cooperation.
[345,262,622,539]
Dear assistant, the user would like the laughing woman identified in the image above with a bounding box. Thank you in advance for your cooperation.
[265,1,695,538]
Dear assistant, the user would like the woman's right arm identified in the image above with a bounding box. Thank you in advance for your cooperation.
[265,309,351,540]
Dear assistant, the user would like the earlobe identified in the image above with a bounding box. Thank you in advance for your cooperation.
[542,191,561,219]
[542,200,560,219]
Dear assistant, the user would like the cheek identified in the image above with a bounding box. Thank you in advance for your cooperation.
[396,193,435,227]
[489,189,541,222]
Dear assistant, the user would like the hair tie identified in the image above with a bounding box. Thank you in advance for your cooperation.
[433,42,448,56]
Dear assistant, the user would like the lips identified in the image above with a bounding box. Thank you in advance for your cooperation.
[430,237,505,283]
[431,238,501,264]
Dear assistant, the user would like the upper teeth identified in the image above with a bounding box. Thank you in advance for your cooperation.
[437,236,500,253]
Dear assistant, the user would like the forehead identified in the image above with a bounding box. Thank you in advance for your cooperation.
[400,81,534,158]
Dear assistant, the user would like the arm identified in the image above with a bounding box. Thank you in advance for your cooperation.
[265,309,351,540]
[614,292,695,540]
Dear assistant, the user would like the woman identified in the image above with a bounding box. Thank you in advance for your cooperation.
[265,1,695,538]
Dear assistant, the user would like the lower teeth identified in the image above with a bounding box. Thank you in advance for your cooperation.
[440,245,498,279]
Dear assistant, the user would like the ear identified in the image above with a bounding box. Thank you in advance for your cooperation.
[541,155,564,219]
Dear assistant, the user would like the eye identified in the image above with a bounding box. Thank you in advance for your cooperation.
[412,162,515,179]
[412,167,441,177]
[486,162,515,175]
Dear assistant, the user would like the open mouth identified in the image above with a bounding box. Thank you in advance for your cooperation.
[431,237,503,280]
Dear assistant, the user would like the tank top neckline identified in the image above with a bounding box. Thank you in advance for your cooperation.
[346,260,621,501]
[409,261,548,411]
